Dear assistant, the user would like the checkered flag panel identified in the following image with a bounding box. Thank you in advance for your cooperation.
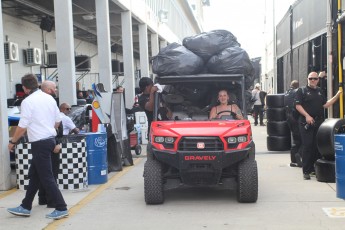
[15,139,88,190]
[15,143,32,190]
[58,140,88,190]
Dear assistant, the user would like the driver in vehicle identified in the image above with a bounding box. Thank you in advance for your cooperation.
[209,89,244,120]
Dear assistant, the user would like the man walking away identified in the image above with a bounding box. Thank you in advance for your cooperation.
[7,74,68,220]
[252,83,266,126]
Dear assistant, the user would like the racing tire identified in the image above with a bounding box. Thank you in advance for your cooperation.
[266,107,286,122]
[146,144,154,160]
[237,158,258,203]
[315,159,335,183]
[267,121,290,136]
[144,159,164,204]
[316,118,345,161]
[135,145,142,155]
[267,136,291,151]
[266,94,285,108]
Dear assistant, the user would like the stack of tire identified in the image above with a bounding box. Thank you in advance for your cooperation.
[266,94,291,151]
[315,119,345,183]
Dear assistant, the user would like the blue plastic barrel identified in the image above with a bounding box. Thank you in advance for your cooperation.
[334,134,345,199]
[85,132,108,184]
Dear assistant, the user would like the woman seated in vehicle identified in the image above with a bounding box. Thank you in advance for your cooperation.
[209,89,244,120]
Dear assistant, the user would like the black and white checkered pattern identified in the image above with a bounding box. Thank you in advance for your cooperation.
[58,140,87,190]
[15,143,32,190]
[15,140,87,191]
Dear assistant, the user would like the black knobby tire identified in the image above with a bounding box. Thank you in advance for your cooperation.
[317,118,345,160]
[266,107,286,122]
[315,159,335,183]
[237,158,258,203]
[267,121,290,136]
[266,94,285,108]
[267,136,291,151]
[144,159,164,204]
[146,143,154,160]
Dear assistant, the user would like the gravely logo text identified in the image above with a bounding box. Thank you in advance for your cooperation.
[184,156,216,161]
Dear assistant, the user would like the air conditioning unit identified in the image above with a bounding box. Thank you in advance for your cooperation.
[47,52,57,68]
[4,42,19,63]
[26,48,41,66]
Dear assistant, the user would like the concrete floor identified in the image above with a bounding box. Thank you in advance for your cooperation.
[1,123,345,230]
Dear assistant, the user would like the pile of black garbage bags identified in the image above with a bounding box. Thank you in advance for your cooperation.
[151,30,255,89]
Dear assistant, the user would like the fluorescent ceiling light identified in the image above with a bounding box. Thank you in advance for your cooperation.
[82,14,95,20]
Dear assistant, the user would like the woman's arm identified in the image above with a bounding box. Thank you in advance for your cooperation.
[209,106,217,119]
[232,104,244,120]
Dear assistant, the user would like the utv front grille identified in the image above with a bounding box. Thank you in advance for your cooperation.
[178,137,223,151]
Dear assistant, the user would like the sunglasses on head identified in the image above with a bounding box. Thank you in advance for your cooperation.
[308,77,319,81]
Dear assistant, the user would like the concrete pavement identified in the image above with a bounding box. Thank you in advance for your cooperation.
[1,124,345,229]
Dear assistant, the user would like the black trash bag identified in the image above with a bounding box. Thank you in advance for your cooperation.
[152,42,204,76]
[183,30,240,62]
[206,46,255,89]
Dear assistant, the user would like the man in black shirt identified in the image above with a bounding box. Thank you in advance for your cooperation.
[138,77,157,129]
[284,80,301,167]
[295,72,341,180]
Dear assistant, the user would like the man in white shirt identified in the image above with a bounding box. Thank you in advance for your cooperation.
[37,80,63,208]
[251,83,266,126]
[59,103,79,135]
[7,74,68,220]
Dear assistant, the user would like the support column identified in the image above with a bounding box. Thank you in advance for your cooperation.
[139,23,149,79]
[151,33,159,79]
[96,0,112,91]
[0,1,12,190]
[54,0,76,106]
[160,40,167,50]
[121,11,135,106]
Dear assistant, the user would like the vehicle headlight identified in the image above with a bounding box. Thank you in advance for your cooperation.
[154,136,175,144]
[165,137,174,143]
[227,136,247,144]
[154,136,165,143]
[237,136,247,143]
[227,137,237,144]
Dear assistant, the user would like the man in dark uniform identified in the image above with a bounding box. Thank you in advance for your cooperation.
[138,77,157,130]
[284,80,302,167]
[295,72,341,180]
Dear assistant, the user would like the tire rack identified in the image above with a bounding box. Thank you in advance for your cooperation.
[265,94,291,151]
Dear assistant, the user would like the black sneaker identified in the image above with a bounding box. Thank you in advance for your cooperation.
[295,153,302,167]
[260,123,266,126]
[290,163,298,167]
[303,173,311,180]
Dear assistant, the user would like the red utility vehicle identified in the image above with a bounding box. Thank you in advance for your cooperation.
[143,74,257,204]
